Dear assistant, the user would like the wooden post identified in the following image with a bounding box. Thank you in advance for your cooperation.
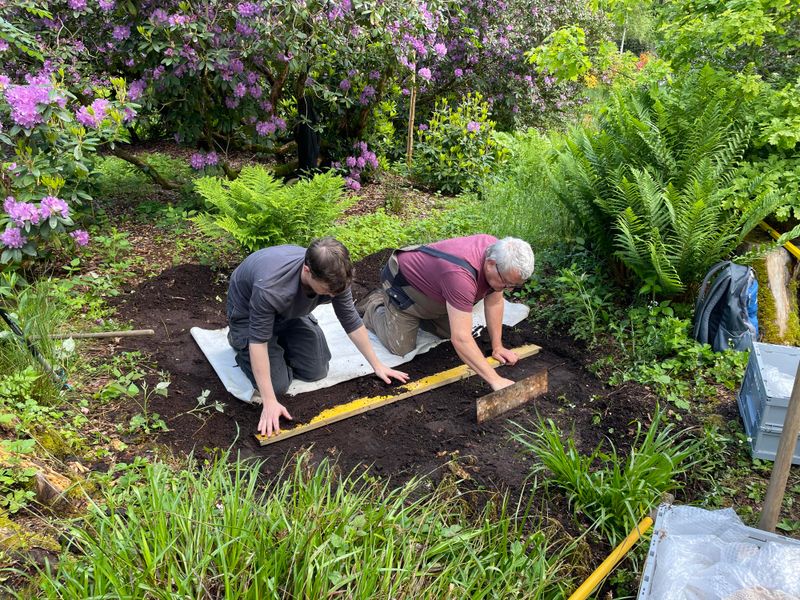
[758,361,800,532]
[406,72,417,167]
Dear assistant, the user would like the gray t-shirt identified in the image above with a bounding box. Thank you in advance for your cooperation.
[226,245,362,348]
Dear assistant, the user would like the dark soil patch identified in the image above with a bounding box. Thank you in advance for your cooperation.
[107,251,658,500]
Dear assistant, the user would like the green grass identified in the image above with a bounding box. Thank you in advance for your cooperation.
[479,130,573,248]
[13,453,580,599]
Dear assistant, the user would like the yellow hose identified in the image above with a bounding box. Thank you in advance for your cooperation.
[567,515,654,600]
[759,222,800,262]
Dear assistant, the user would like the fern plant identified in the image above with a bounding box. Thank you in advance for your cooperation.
[550,66,792,295]
[192,167,352,252]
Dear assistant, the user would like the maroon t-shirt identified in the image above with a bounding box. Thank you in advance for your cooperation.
[397,234,496,312]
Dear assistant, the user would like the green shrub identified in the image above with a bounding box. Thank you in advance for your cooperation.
[192,167,353,252]
[605,301,749,409]
[412,93,508,195]
[326,209,412,260]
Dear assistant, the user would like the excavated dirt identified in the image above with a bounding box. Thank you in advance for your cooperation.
[107,250,658,498]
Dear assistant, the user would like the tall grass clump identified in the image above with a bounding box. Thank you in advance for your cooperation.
[512,410,703,546]
[0,277,72,404]
[16,452,580,599]
[480,130,572,249]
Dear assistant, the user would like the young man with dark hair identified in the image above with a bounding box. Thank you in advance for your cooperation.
[227,237,408,437]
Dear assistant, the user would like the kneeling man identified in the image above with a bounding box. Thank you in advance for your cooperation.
[360,235,533,392]
[227,237,409,436]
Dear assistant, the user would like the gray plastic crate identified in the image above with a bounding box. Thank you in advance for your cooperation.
[737,341,800,464]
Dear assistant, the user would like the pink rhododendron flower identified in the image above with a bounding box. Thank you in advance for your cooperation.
[256,121,276,136]
[466,121,480,133]
[75,98,110,128]
[5,84,53,128]
[70,229,90,246]
[190,153,206,170]
[418,67,432,81]
[112,25,131,41]
[0,227,26,249]
[39,196,70,219]
[5,198,40,226]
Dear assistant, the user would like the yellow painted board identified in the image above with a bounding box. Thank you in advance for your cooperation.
[255,343,541,446]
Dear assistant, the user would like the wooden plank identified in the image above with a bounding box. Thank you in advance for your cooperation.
[255,343,541,446]
[475,368,548,423]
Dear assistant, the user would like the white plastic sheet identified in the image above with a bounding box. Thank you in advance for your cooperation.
[191,298,530,402]
[641,505,800,600]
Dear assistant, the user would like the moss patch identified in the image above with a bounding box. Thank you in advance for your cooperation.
[752,258,800,345]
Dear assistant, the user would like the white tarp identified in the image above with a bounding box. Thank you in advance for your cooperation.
[191,298,530,402]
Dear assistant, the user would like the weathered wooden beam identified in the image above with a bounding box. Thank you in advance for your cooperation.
[475,368,548,423]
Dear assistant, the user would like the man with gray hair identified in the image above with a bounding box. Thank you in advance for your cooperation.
[360,234,534,392]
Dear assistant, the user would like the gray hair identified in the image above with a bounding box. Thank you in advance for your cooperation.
[486,237,534,279]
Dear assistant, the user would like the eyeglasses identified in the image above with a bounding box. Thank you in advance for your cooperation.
[494,263,519,289]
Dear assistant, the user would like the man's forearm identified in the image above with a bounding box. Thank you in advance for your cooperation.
[451,335,503,385]
[347,325,382,370]
[484,292,505,350]
[249,342,277,403]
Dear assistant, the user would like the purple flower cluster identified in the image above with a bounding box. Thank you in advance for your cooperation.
[190,151,219,170]
[4,84,60,128]
[40,196,70,219]
[237,2,264,17]
[334,141,379,191]
[359,85,376,106]
[70,229,90,246]
[0,227,26,249]
[3,195,70,235]
[75,98,111,128]
[255,115,287,137]
[112,25,131,41]
[466,121,481,133]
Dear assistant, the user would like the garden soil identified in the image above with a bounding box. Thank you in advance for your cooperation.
[109,250,659,497]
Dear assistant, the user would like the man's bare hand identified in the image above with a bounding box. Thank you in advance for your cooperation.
[490,377,515,391]
[492,346,519,366]
[258,399,292,437]
[374,364,409,385]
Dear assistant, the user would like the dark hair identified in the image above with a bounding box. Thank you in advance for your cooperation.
[305,237,353,294]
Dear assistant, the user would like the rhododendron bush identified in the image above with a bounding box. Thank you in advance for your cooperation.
[0,0,608,262]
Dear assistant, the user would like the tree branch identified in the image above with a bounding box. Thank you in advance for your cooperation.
[107,145,183,190]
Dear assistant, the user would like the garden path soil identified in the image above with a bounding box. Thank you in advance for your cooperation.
[108,250,658,498]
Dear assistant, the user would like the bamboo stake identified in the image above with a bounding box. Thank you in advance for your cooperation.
[406,72,417,167]
[256,343,541,446]
[44,329,156,340]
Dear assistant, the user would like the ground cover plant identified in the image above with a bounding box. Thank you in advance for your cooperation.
[2,0,800,597]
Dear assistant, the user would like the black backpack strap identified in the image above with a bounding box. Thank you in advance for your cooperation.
[414,245,478,279]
